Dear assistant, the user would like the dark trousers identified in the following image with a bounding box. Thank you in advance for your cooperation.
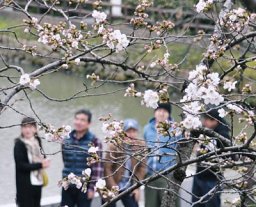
[61,187,92,207]
[102,192,138,207]
[192,176,221,207]
[17,185,42,207]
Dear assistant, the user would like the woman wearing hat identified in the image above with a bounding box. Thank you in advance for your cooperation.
[14,117,50,207]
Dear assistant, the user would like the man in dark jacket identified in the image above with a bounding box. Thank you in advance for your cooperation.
[192,108,230,207]
[61,109,103,207]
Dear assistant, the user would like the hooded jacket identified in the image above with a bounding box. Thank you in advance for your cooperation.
[144,118,182,176]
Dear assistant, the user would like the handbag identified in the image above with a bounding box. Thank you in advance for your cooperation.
[42,170,49,187]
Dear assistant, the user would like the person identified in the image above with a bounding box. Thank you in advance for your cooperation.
[14,117,50,207]
[61,109,103,207]
[191,108,230,207]
[144,103,182,207]
[104,119,146,207]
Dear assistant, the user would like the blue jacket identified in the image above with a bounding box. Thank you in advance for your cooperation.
[144,118,182,175]
[62,130,95,177]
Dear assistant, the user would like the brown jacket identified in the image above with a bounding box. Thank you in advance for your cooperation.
[104,139,146,189]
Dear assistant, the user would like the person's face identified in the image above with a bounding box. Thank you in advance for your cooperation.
[125,128,138,139]
[154,109,169,123]
[202,118,218,129]
[73,113,90,132]
[21,124,37,139]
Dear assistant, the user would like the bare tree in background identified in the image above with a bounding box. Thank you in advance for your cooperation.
[0,0,256,206]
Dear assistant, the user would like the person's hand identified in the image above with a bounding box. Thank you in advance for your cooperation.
[42,159,50,168]
[87,190,95,200]
[132,189,140,202]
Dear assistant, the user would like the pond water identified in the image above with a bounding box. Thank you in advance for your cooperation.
[0,68,183,204]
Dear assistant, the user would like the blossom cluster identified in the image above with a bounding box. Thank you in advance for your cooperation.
[204,34,228,60]
[195,0,214,13]
[182,64,223,106]
[142,90,159,109]
[22,45,37,57]
[101,120,125,144]
[59,168,91,193]
[44,125,72,142]
[223,80,237,92]
[218,104,255,125]
[25,17,84,51]
[124,83,142,97]
[92,10,107,24]
[91,9,130,52]
[222,8,250,32]
[19,74,40,90]
[95,179,119,201]
[87,145,100,165]
[125,85,167,109]
[181,64,224,129]
[234,132,248,145]
[149,20,175,36]
[60,176,119,201]
[156,120,182,137]
[130,0,151,27]
[102,29,129,52]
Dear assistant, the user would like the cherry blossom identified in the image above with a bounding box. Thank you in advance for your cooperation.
[218,108,228,118]
[222,8,250,32]
[183,101,202,114]
[195,0,214,13]
[19,74,40,90]
[82,168,92,177]
[150,62,156,68]
[62,64,69,69]
[102,121,123,137]
[195,0,207,13]
[223,80,237,92]
[66,173,82,189]
[74,58,80,65]
[19,74,31,85]
[227,104,243,114]
[88,146,99,154]
[64,125,72,134]
[124,83,141,97]
[92,10,107,24]
[142,90,159,109]
[98,25,105,34]
[29,79,40,90]
[103,30,129,52]
[162,52,170,65]
[95,178,106,190]
[182,64,224,106]
[188,64,207,83]
[202,87,224,106]
[181,114,202,129]
[71,40,79,49]
[207,72,220,86]
[68,173,75,180]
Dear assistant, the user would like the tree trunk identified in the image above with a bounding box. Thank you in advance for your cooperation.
[160,140,194,207]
